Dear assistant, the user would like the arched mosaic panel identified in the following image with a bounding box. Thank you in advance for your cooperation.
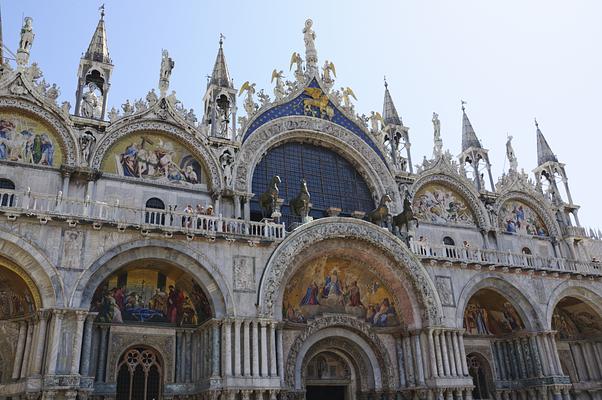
[0,266,37,319]
[412,183,476,226]
[283,255,400,328]
[90,262,212,326]
[464,289,525,336]
[553,297,602,340]
[0,111,63,166]
[498,200,548,236]
[100,132,206,186]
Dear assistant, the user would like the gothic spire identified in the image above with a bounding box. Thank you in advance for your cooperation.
[382,79,402,126]
[84,5,111,64]
[209,34,232,89]
[535,119,558,165]
[461,102,482,151]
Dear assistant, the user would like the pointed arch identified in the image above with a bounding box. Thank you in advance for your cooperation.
[455,274,544,331]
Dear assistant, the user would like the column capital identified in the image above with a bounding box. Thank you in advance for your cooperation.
[75,309,89,321]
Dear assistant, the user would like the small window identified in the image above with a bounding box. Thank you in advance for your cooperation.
[0,179,15,207]
[443,236,455,246]
[521,247,532,255]
[145,198,165,225]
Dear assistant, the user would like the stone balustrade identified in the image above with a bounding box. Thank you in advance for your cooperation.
[410,242,602,277]
[0,189,285,241]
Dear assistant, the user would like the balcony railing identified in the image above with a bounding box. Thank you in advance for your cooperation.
[410,242,602,277]
[0,189,285,241]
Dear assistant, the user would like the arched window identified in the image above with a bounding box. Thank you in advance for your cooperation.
[521,247,532,255]
[145,198,165,226]
[443,236,457,258]
[0,179,15,207]
[116,347,161,400]
[467,353,493,400]
[251,142,374,227]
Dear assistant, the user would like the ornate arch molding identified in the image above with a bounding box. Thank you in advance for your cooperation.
[544,282,602,329]
[410,172,490,230]
[286,315,396,391]
[455,274,545,331]
[494,190,561,238]
[234,116,399,210]
[91,120,223,191]
[72,240,232,318]
[258,218,442,327]
[0,96,79,166]
[301,344,367,391]
[0,229,63,307]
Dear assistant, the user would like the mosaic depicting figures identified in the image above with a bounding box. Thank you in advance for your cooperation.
[0,112,62,166]
[499,200,547,236]
[283,256,400,327]
[101,132,204,186]
[464,289,525,335]
[90,266,211,326]
[413,184,475,226]
[0,267,36,319]
[552,297,602,339]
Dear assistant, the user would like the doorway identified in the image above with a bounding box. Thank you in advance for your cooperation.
[306,385,346,400]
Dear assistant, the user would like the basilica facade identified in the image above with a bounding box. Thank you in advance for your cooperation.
[0,10,601,400]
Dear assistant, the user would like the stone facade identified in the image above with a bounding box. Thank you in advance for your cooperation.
[0,11,600,400]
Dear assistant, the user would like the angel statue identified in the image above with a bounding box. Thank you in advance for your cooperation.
[341,87,357,111]
[290,52,305,82]
[368,111,384,135]
[506,135,518,173]
[159,49,175,96]
[303,19,318,73]
[322,60,336,91]
[238,81,258,116]
[271,69,286,101]
[17,17,35,66]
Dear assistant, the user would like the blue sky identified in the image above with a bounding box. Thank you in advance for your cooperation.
[3,1,602,228]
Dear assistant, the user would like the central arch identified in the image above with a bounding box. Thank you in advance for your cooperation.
[258,218,442,328]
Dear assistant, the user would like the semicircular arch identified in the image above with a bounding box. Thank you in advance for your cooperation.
[258,217,442,328]
[0,97,79,166]
[90,120,222,190]
[234,116,399,212]
[410,172,489,230]
[455,274,544,331]
[544,281,602,329]
[72,240,232,318]
[0,230,63,307]
[495,190,561,238]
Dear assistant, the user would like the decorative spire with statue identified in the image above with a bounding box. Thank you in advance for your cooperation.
[159,49,175,97]
[303,19,318,75]
[16,17,34,68]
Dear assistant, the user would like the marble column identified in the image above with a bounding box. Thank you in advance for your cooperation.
[427,329,438,379]
[21,317,35,378]
[397,336,406,387]
[402,334,415,386]
[514,339,526,379]
[529,335,543,377]
[252,321,260,377]
[80,314,96,376]
[234,320,242,376]
[459,331,468,376]
[446,331,457,376]
[212,322,221,377]
[452,331,463,377]
[434,330,444,377]
[32,310,49,375]
[549,333,563,375]
[276,326,284,381]
[47,310,65,375]
[222,320,232,376]
[243,320,251,376]
[493,342,505,380]
[12,320,27,379]
[260,321,268,376]
[269,322,277,377]
[412,331,425,385]
[440,330,451,376]
[96,325,108,381]
[542,333,556,375]
[71,310,87,374]
[234,195,241,219]
[186,331,193,382]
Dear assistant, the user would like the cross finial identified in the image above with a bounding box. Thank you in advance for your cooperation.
[534,118,539,129]
[219,33,225,48]
[461,99,467,111]
[99,4,105,19]
[383,75,388,89]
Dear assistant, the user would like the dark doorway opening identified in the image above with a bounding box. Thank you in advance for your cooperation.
[306,385,346,400]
